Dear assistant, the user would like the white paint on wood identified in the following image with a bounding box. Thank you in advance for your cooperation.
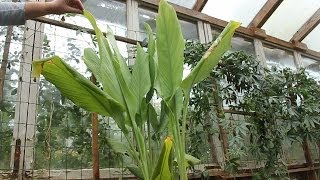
[127,0,139,40]
[11,19,43,179]
[253,39,267,75]
[293,51,303,69]
[127,0,139,66]
[204,23,212,43]
[197,21,206,43]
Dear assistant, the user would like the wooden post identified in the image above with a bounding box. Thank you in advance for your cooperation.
[293,51,303,69]
[204,114,219,164]
[197,21,206,44]
[90,75,100,179]
[318,142,320,164]
[204,23,213,43]
[126,0,139,66]
[302,139,317,180]
[212,80,229,161]
[0,26,13,101]
[10,18,43,179]
[253,39,267,76]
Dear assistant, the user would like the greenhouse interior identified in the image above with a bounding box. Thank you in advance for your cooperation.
[1,0,320,179]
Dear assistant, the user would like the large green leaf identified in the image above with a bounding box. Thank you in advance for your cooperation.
[127,165,144,179]
[104,27,132,86]
[148,103,160,134]
[32,56,123,117]
[145,23,157,102]
[83,10,138,124]
[185,154,201,168]
[181,21,240,92]
[158,100,170,134]
[130,44,151,108]
[145,23,156,87]
[151,137,173,180]
[83,11,125,106]
[156,0,184,100]
[106,138,137,161]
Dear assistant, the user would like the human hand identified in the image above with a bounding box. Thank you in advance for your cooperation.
[47,0,84,14]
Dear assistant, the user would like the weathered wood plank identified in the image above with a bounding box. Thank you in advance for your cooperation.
[0,26,13,101]
[291,8,320,42]
[33,17,140,45]
[248,0,284,28]
[197,21,206,43]
[192,0,208,12]
[11,18,43,179]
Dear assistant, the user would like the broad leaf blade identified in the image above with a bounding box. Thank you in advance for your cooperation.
[181,21,240,92]
[105,28,132,86]
[83,10,138,123]
[83,11,124,105]
[32,56,123,117]
[185,154,201,167]
[156,0,184,100]
[127,165,144,179]
[148,103,159,133]
[130,44,151,108]
[151,137,173,180]
[107,138,137,160]
[145,23,156,87]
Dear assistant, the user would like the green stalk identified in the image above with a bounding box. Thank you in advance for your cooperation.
[132,121,150,180]
[167,106,180,178]
[125,136,145,173]
[147,112,153,175]
[179,94,190,180]
[168,94,189,179]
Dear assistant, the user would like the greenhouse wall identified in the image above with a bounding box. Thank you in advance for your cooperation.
[0,0,319,179]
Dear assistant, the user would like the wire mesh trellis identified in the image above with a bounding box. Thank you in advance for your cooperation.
[0,19,144,179]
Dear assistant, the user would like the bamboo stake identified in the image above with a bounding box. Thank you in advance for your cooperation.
[0,26,13,101]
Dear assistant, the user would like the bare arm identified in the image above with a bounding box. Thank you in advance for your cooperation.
[25,0,84,19]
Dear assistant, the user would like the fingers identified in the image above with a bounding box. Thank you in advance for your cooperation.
[66,0,84,13]
[74,0,84,11]
[67,7,83,14]
[49,0,84,15]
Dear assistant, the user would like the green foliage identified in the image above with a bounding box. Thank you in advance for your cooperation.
[185,40,320,178]
[185,40,260,163]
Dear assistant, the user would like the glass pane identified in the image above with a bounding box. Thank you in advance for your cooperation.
[168,0,196,8]
[138,7,198,41]
[301,56,320,82]
[179,19,199,40]
[211,28,221,41]
[212,28,255,55]
[230,36,255,55]
[262,0,320,41]
[263,45,296,70]
[47,0,127,37]
[202,0,267,27]
[302,24,320,52]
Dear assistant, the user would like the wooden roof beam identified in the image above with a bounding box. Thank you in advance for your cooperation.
[192,0,208,12]
[290,8,320,42]
[248,0,283,28]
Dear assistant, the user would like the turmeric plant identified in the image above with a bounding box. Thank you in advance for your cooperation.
[32,0,239,179]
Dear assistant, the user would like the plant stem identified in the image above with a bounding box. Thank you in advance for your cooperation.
[147,109,153,176]
[132,121,150,180]
[179,94,190,180]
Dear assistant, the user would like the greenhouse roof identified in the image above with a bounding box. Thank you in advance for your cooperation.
[167,0,320,52]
